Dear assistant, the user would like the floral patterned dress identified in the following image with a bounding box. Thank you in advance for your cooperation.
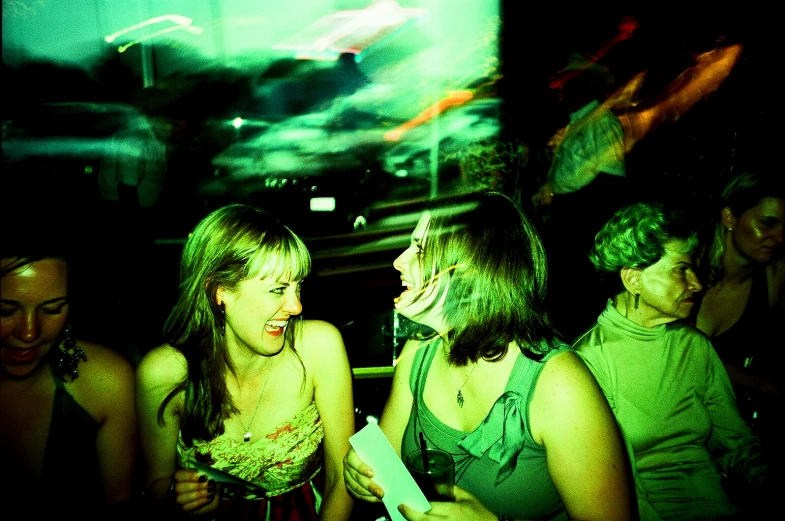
[178,402,325,521]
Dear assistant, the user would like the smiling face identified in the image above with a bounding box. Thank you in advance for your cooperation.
[725,196,785,265]
[392,213,448,332]
[218,274,303,357]
[632,240,703,327]
[1,258,69,379]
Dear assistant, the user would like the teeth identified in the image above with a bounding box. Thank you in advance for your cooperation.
[266,320,288,328]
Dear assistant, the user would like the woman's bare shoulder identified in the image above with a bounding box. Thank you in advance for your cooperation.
[535,350,598,401]
[76,340,133,371]
[300,320,346,353]
[136,343,187,385]
[298,319,349,371]
[67,340,136,415]
[75,339,134,381]
[301,318,342,339]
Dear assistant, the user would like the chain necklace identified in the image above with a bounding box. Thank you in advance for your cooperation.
[444,350,478,408]
[237,359,274,442]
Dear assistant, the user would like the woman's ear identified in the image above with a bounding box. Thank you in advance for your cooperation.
[215,286,225,307]
[620,267,642,295]
[721,207,736,230]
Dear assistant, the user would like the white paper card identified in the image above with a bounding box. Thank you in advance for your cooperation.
[349,422,431,521]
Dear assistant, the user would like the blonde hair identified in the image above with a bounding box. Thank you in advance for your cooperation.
[161,204,311,445]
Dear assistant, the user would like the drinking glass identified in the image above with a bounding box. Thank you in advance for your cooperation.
[404,447,455,502]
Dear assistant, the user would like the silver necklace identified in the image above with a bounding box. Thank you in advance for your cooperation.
[444,352,478,408]
[237,359,274,442]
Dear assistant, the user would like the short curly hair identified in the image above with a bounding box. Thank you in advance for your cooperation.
[589,201,699,275]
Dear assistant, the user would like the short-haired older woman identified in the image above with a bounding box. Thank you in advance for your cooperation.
[574,201,771,521]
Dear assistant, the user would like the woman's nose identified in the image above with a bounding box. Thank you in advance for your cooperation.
[689,272,703,293]
[393,248,410,272]
[283,293,303,316]
[16,314,40,343]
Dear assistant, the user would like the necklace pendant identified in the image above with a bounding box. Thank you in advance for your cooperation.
[243,432,252,442]
[456,389,464,408]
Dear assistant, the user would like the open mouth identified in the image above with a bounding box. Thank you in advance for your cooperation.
[264,319,288,336]
[394,280,414,303]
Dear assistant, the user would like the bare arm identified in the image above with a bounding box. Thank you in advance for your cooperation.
[530,351,634,521]
[136,344,216,514]
[307,320,355,521]
[343,337,419,501]
[83,343,137,504]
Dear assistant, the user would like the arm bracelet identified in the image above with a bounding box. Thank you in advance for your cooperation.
[167,474,177,500]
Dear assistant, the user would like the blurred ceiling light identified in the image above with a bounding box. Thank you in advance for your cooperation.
[105,14,204,53]
[273,0,426,60]
[311,197,337,212]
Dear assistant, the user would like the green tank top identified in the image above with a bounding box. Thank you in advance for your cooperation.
[402,338,569,520]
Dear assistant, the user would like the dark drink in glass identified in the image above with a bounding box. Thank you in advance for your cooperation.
[405,447,455,502]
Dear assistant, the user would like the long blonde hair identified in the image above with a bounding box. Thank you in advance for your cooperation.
[160,204,311,445]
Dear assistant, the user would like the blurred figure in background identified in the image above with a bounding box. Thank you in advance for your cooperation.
[534,51,629,342]
[98,110,168,218]
[98,110,169,362]
[693,171,785,454]
[136,204,354,521]
[576,201,774,520]
[0,226,138,519]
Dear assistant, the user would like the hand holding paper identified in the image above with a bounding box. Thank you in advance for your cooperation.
[349,422,431,521]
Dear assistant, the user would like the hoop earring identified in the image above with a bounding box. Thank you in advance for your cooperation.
[56,324,87,382]
[634,293,640,310]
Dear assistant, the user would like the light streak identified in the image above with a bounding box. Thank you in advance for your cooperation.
[384,90,473,142]
[273,0,426,60]
[617,44,743,153]
[104,14,203,53]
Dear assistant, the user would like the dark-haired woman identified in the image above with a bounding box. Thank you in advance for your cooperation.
[343,191,633,521]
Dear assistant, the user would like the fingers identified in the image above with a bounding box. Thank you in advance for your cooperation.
[450,484,473,501]
[343,449,383,502]
[343,465,383,502]
[397,503,429,520]
[170,471,218,513]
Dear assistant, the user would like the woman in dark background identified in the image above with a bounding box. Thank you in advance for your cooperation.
[693,171,784,457]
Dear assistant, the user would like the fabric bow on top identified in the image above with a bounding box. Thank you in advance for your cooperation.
[459,391,525,485]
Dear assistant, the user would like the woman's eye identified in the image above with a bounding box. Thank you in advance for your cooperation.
[42,306,66,315]
[271,287,286,295]
[0,308,16,318]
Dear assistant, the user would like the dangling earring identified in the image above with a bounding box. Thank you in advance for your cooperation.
[56,324,87,382]
[634,293,640,310]
[726,227,733,232]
